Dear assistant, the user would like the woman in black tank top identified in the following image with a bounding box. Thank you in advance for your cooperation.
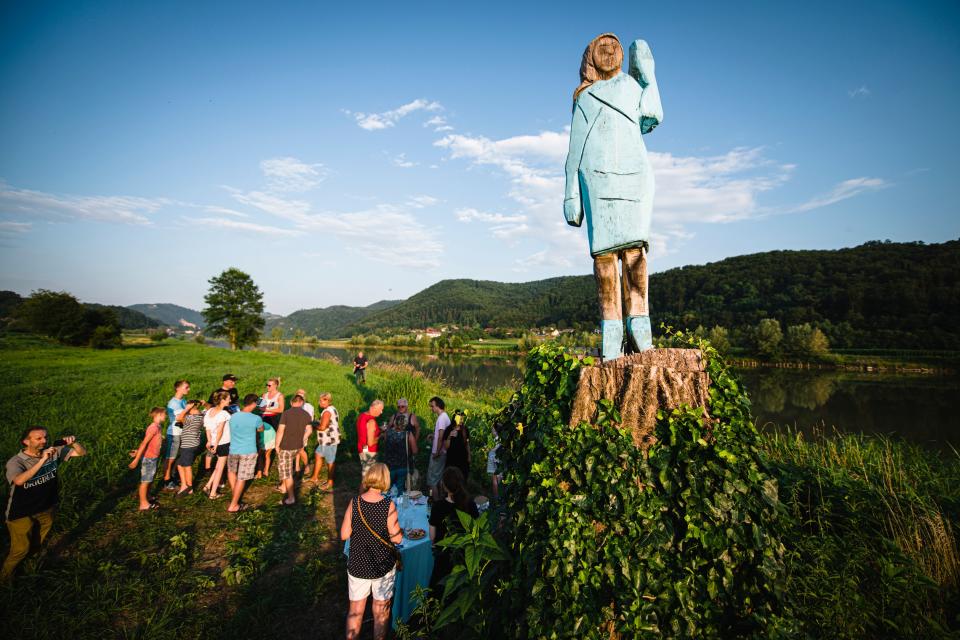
[341,462,402,639]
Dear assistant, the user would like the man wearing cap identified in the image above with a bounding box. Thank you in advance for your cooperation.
[209,374,240,413]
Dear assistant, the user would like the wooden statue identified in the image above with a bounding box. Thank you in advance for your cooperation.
[564,33,663,360]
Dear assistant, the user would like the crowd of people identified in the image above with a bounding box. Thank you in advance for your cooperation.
[343,394,503,639]
[4,363,504,640]
[127,374,342,513]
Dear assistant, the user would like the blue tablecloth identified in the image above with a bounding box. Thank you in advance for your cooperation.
[344,497,433,627]
[392,499,433,624]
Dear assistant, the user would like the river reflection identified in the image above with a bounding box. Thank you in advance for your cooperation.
[261,343,524,392]
[216,342,958,448]
[736,368,960,448]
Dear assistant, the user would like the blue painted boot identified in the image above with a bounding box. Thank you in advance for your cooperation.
[601,319,624,361]
[626,315,653,352]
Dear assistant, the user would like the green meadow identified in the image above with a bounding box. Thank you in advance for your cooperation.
[0,334,958,638]
[0,335,489,639]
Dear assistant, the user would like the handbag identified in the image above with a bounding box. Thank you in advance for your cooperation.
[355,498,403,572]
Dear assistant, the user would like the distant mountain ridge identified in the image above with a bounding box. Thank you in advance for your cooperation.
[127,239,958,349]
[346,277,596,335]
[128,303,206,329]
[340,240,960,350]
[264,300,402,339]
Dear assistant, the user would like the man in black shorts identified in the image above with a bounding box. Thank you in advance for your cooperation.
[353,352,368,384]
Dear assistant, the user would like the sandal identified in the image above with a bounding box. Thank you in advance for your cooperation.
[228,503,251,513]
[175,488,194,498]
[139,503,160,511]
[208,493,223,500]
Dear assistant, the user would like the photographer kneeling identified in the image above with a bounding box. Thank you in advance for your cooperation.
[2,426,86,581]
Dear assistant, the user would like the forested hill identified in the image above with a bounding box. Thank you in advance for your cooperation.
[346,277,597,335]
[128,303,206,329]
[264,300,402,339]
[0,291,160,330]
[652,240,959,349]
[344,240,959,349]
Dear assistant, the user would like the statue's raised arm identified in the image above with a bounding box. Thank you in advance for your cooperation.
[563,33,663,361]
[629,39,663,134]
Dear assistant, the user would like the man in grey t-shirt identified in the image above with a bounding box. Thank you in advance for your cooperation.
[3,426,86,581]
[275,395,312,506]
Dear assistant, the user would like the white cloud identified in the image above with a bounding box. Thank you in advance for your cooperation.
[0,221,32,233]
[650,147,793,224]
[227,188,313,224]
[393,153,418,168]
[348,99,443,131]
[424,115,454,133]
[0,181,167,225]
[785,177,888,213]
[204,205,249,218]
[455,207,529,240]
[435,130,584,264]
[848,85,871,98]
[317,205,443,268]
[260,157,327,192]
[436,129,885,265]
[187,216,303,237]
[407,195,439,208]
[225,180,444,268]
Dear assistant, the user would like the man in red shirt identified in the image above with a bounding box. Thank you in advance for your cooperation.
[356,400,384,480]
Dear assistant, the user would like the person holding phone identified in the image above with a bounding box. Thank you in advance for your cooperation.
[2,426,86,581]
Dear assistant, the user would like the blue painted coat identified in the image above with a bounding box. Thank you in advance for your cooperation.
[564,40,663,256]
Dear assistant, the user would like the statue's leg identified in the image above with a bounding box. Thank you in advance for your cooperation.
[622,246,653,352]
[594,253,624,361]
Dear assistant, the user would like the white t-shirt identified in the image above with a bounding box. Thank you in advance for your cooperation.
[203,409,231,446]
[432,411,450,455]
[303,402,315,420]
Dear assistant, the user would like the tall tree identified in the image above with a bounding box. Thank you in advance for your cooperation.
[202,268,265,350]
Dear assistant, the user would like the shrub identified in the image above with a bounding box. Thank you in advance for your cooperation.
[426,336,791,638]
[89,325,122,349]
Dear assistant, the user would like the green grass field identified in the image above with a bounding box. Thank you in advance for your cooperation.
[2,334,958,638]
[0,335,491,639]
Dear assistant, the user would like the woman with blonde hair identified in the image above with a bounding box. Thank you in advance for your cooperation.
[257,377,284,478]
[340,462,402,640]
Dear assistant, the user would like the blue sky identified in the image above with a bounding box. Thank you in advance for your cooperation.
[1,0,957,315]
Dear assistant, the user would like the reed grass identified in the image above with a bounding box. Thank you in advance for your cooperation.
[762,427,960,636]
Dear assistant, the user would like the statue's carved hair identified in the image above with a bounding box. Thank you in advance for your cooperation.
[574,33,623,102]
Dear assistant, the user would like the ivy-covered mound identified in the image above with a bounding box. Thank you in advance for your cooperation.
[492,338,792,638]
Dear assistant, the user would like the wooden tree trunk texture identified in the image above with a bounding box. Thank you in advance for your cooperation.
[570,348,710,448]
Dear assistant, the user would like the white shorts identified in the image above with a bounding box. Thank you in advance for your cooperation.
[347,567,396,601]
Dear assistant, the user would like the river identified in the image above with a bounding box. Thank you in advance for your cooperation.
[226,342,960,449]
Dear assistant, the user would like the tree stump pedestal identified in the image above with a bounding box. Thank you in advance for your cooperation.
[570,348,711,448]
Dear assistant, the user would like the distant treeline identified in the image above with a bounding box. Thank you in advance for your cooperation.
[0,290,161,348]
[338,239,959,351]
[653,240,959,350]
